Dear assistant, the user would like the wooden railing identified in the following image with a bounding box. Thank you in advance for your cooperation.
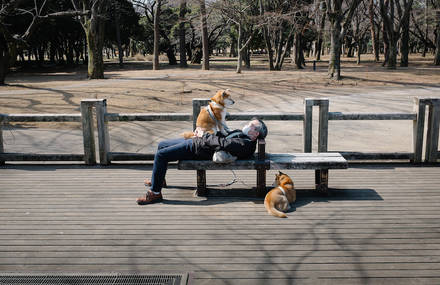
[1,97,439,165]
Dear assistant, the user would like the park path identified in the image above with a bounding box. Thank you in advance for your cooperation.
[2,83,440,155]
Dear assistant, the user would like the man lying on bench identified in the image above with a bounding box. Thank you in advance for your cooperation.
[136,118,268,205]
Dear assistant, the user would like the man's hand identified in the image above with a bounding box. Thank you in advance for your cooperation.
[194,127,205,137]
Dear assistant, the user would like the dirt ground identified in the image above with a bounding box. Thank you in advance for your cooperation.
[2,54,439,115]
[1,54,439,155]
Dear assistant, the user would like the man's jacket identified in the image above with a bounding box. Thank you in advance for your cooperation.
[192,130,257,160]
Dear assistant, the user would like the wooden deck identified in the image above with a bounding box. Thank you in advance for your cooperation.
[1,164,440,284]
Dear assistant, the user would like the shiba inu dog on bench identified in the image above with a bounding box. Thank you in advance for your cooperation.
[183,89,234,138]
[264,172,296,218]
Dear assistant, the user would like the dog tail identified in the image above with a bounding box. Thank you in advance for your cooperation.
[182,131,194,139]
[264,198,287,218]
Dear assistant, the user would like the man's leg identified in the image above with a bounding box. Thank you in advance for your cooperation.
[144,138,190,186]
[157,138,188,150]
[150,139,195,193]
[137,139,196,205]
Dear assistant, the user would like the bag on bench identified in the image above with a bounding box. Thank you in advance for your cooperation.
[212,151,237,164]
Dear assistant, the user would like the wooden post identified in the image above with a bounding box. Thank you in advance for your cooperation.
[425,100,440,163]
[96,99,110,165]
[303,99,313,152]
[413,98,426,163]
[196,170,207,196]
[80,100,97,165]
[193,98,210,196]
[318,99,329,152]
[256,139,267,198]
[317,99,329,194]
[0,116,4,165]
[315,169,329,192]
[192,98,210,131]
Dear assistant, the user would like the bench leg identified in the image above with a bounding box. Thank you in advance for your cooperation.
[315,169,329,194]
[196,170,207,196]
[256,168,267,198]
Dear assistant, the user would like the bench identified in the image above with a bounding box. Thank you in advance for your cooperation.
[177,139,348,197]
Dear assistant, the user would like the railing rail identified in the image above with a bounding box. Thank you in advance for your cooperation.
[1,97,439,165]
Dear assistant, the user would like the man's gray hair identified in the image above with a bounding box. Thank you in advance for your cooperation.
[252,117,268,139]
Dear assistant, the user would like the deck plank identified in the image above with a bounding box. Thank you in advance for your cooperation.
[1,165,440,284]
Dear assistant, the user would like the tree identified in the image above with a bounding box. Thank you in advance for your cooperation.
[315,0,327,61]
[351,0,370,64]
[0,0,89,84]
[153,0,161,69]
[379,0,414,69]
[368,0,380,61]
[258,0,297,71]
[326,0,362,80]
[216,0,257,73]
[434,1,440,65]
[199,0,209,70]
[71,0,109,78]
[179,0,187,67]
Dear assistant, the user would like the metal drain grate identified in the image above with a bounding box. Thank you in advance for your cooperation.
[0,273,189,285]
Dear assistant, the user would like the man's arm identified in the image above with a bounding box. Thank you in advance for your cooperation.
[202,133,256,158]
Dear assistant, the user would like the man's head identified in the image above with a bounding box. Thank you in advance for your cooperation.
[242,118,268,141]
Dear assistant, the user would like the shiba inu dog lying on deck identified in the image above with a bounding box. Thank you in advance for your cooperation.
[183,89,234,138]
[264,172,296,218]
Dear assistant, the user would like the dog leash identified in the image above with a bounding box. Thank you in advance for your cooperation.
[206,169,251,187]
[206,104,230,133]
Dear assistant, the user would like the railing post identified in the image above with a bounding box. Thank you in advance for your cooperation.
[192,98,210,131]
[303,99,313,152]
[0,115,4,165]
[318,99,329,152]
[425,99,440,163]
[80,100,97,165]
[304,98,329,153]
[96,99,110,165]
[413,98,426,163]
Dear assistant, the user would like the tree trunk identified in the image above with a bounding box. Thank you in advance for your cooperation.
[357,40,361,64]
[316,10,326,61]
[81,0,107,79]
[115,1,124,67]
[179,0,187,68]
[244,47,250,68]
[328,25,342,79]
[293,32,304,69]
[382,21,389,66]
[153,1,161,70]
[236,23,242,73]
[49,42,56,63]
[166,45,177,65]
[229,40,237,57]
[422,0,428,57]
[400,16,410,67]
[83,18,106,79]
[199,0,209,70]
[434,11,440,65]
[259,0,274,70]
[369,0,379,62]
[191,47,202,64]
[66,40,74,66]
[387,34,397,69]
[0,39,7,85]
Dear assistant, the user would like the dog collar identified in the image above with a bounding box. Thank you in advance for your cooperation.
[278,186,286,196]
[210,101,224,109]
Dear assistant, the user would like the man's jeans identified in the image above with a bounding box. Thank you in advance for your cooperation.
[150,138,197,193]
